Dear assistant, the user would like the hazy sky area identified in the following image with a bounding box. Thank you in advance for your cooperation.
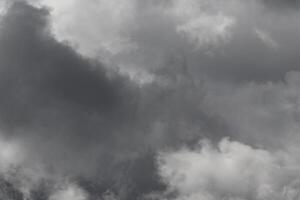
[1,0,300,200]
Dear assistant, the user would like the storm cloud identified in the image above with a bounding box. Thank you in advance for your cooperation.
[0,2,158,199]
[1,0,300,200]
[0,1,221,199]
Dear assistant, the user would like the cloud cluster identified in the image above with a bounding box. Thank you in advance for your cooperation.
[0,1,133,175]
[157,138,300,200]
[0,1,208,199]
[31,0,300,82]
[0,2,153,199]
[0,0,300,199]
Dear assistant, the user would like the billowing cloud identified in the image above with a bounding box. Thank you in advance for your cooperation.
[36,0,137,57]
[29,0,300,83]
[157,138,300,200]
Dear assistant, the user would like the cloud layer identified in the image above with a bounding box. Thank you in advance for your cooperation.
[0,0,300,199]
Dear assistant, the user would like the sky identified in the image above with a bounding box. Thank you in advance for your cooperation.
[0,0,300,200]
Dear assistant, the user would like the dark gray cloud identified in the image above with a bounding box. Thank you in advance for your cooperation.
[0,2,137,178]
[1,0,300,200]
[0,2,153,199]
[0,178,22,200]
[0,2,122,127]
[0,2,229,200]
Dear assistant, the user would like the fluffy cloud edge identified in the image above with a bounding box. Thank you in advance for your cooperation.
[156,138,300,200]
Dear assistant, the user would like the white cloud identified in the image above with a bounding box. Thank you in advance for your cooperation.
[36,0,137,58]
[167,0,236,48]
[0,1,8,16]
[30,0,240,65]
[158,138,300,200]
[25,0,300,85]
[36,0,238,56]
[49,182,88,200]
[176,13,235,48]
[0,135,23,172]
[0,133,68,199]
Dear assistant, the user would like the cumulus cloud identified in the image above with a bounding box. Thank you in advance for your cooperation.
[157,138,300,200]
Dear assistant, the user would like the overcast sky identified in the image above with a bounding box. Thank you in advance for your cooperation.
[0,0,300,200]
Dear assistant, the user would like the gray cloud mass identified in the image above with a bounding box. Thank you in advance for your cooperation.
[0,0,300,200]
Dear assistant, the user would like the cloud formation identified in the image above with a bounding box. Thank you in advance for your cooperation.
[0,2,157,199]
[32,0,300,82]
[0,1,213,199]
[0,1,132,173]
[0,0,300,199]
[157,138,300,200]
